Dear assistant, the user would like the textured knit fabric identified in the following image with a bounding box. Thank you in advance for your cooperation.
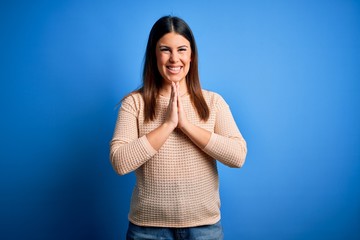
[110,90,247,228]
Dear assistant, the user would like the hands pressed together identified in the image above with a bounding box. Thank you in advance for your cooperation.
[146,81,211,151]
[165,81,189,131]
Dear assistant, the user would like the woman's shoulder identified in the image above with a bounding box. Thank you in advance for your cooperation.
[201,89,229,110]
[122,91,143,104]
[202,89,226,102]
[120,91,144,113]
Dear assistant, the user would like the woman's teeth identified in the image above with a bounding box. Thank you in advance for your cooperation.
[167,66,181,73]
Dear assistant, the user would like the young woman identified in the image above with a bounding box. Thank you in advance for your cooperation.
[110,16,247,240]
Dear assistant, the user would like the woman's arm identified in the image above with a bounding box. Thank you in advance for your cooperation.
[110,88,179,175]
[110,96,157,175]
[203,99,247,168]
[178,91,247,168]
[146,82,178,150]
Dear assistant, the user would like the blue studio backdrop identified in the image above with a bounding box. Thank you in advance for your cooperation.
[1,0,359,239]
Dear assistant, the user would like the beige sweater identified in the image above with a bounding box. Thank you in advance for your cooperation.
[110,90,247,228]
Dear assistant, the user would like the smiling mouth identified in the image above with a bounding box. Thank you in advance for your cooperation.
[166,66,182,74]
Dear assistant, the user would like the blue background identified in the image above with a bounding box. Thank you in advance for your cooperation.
[1,0,359,239]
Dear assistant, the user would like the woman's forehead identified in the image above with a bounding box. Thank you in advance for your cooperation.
[157,32,190,47]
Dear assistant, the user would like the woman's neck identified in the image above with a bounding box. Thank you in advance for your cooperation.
[159,81,188,97]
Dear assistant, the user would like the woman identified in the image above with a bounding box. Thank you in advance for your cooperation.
[110,16,247,240]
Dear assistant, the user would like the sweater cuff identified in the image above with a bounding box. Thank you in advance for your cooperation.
[203,132,218,151]
[140,135,158,156]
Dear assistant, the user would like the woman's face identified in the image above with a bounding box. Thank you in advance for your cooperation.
[156,32,192,85]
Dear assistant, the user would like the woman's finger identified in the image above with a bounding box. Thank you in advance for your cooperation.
[172,82,178,104]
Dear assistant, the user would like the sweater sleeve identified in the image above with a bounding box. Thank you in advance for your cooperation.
[110,95,157,175]
[203,95,247,168]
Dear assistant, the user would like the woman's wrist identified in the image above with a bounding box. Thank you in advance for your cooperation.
[178,120,191,133]
[179,122,211,149]
[163,121,177,132]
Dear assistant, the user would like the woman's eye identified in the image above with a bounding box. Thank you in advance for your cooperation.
[179,48,187,52]
[160,48,170,52]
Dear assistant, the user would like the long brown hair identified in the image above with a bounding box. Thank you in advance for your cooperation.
[135,16,209,122]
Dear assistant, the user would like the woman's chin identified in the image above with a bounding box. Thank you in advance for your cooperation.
[163,77,185,84]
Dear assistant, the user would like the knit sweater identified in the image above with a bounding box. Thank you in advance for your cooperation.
[110,90,247,228]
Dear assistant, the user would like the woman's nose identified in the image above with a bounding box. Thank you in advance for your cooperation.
[170,52,179,62]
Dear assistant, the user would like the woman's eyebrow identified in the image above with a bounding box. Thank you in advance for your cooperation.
[158,46,171,51]
[159,45,189,48]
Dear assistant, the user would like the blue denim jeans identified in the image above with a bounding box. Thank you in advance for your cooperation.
[126,221,224,240]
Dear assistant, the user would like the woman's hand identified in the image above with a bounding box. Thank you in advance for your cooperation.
[162,81,211,149]
[146,82,179,151]
[176,82,189,130]
[164,81,189,130]
[164,82,179,130]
